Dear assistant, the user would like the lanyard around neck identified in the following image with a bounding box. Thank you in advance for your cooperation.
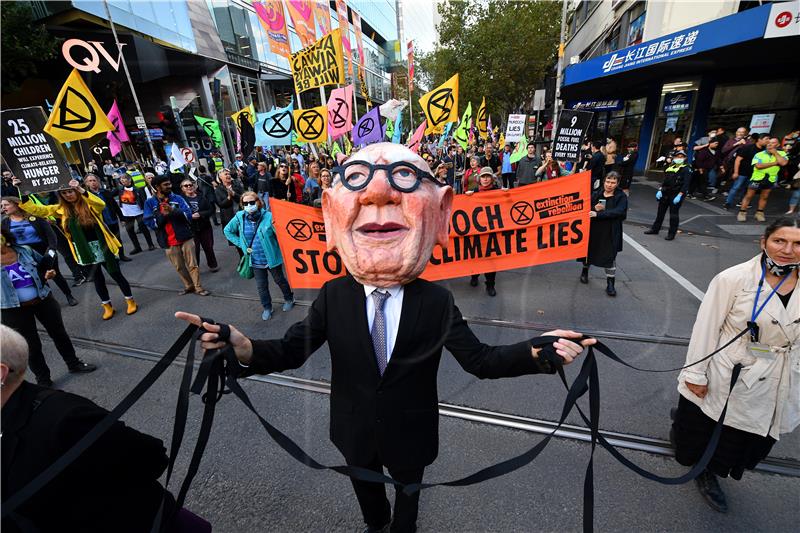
[751,262,791,325]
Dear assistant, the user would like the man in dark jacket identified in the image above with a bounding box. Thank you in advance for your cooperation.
[0,324,211,533]
[588,141,605,190]
[515,142,541,186]
[644,149,691,240]
[616,142,639,193]
[144,175,209,296]
[691,139,721,201]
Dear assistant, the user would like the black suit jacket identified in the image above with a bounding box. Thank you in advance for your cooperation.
[1,382,174,533]
[248,276,553,469]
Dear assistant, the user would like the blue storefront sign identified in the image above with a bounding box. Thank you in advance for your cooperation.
[564,4,772,86]
[662,91,694,113]
[568,99,624,111]
[130,128,164,140]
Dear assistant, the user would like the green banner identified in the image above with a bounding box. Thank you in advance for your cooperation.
[194,115,222,147]
[453,102,472,150]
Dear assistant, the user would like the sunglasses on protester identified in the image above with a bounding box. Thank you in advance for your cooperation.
[242,200,258,206]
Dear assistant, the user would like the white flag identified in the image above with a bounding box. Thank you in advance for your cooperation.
[169,143,186,172]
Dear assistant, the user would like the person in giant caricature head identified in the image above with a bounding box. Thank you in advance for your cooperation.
[322,142,452,287]
[176,142,594,531]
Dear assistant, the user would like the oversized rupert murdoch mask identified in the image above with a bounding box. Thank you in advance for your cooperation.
[321,143,454,287]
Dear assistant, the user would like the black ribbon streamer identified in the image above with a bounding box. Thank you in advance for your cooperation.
[2,322,750,533]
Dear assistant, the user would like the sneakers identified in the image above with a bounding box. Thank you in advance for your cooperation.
[755,211,766,222]
[695,470,728,513]
[261,308,273,321]
[737,211,747,222]
[643,229,659,235]
[469,276,479,287]
[66,295,79,307]
[101,302,115,320]
[703,195,716,202]
[71,276,87,287]
[282,299,295,312]
[68,361,98,374]
[126,298,138,315]
[486,285,497,297]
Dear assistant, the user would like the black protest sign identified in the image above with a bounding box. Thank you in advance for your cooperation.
[552,110,594,163]
[1,107,73,194]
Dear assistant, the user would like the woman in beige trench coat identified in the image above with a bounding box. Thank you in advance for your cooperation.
[672,218,800,513]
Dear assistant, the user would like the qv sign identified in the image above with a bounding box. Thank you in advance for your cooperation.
[62,39,126,73]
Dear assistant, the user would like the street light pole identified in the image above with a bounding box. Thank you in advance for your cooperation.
[553,0,569,124]
[102,0,158,163]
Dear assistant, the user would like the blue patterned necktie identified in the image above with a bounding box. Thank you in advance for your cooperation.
[370,290,390,376]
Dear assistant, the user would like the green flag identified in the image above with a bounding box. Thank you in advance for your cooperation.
[509,134,528,164]
[194,115,222,147]
[384,117,394,141]
[453,102,472,150]
[331,139,342,159]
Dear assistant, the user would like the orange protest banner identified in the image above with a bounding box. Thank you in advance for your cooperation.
[271,172,591,289]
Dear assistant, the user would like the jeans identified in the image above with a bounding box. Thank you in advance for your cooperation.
[707,168,719,189]
[725,175,749,207]
[790,188,800,208]
[1,294,80,380]
[253,264,293,310]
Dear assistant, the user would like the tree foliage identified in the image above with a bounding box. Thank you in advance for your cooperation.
[416,0,560,126]
[1,2,60,94]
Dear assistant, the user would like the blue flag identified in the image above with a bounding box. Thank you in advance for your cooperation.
[437,122,454,148]
[255,101,293,146]
[352,106,384,146]
[391,109,403,144]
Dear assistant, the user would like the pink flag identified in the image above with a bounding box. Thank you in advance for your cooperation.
[106,100,130,156]
[406,120,426,154]
[328,85,354,138]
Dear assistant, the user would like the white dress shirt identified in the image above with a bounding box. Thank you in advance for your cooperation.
[363,284,404,362]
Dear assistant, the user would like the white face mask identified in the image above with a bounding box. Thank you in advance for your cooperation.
[673,158,685,165]
[244,204,258,214]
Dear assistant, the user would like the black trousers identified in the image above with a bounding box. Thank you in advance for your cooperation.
[122,215,154,250]
[650,194,683,237]
[86,259,133,302]
[193,224,218,269]
[54,226,84,279]
[29,242,73,299]
[501,173,515,189]
[349,455,424,533]
[1,294,80,380]
[108,222,126,258]
[471,272,497,286]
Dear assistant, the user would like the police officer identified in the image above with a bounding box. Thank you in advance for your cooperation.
[210,151,225,175]
[126,164,147,189]
[644,149,690,241]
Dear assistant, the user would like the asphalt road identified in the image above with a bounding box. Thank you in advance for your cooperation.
[22,180,800,531]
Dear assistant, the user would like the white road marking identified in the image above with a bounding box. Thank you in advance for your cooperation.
[622,232,705,302]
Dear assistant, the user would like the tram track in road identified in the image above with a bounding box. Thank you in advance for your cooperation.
[64,333,799,478]
[113,279,693,347]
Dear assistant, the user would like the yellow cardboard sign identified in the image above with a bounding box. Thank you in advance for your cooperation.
[290,28,345,94]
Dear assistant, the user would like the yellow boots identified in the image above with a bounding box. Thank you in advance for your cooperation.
[101,299,138,319]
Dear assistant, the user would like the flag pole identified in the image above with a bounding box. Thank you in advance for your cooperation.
[102,0,157,163]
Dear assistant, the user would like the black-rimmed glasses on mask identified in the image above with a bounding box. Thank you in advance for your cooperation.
[331,160,443,192]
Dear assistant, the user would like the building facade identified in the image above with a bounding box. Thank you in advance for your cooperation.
[561,0,799,173]
[11,0,399,165]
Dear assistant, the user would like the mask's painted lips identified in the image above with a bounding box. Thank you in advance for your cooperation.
[356,222,409,240]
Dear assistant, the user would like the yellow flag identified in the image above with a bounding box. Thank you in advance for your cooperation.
[44,69,114,144]
[231,105,256,130]
[477,97,488,140]
[497,133,505,149]
[419,73,459,133]
[293,105,328,143]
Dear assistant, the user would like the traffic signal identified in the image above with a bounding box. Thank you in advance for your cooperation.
[157,105,178,141]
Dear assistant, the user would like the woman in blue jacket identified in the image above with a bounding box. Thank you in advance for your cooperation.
[224,191,294,321]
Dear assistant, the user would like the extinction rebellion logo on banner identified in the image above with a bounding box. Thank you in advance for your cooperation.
[601,29,700,74]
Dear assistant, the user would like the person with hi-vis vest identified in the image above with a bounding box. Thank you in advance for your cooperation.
[737,137,789,223]
[126,165,147,190]
[643,149,691,241]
